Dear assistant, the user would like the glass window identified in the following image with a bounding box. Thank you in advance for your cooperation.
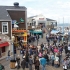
[2,22,8,34]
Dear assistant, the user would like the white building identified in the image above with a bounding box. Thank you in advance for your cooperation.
[27,14,57,30]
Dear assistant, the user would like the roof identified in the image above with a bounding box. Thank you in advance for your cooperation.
[0,5,27,20]
[46,18,56,21]
[28,15,37,18]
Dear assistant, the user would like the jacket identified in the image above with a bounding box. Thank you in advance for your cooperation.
[21,59,26,69]
[40,57,47,66]
[35,60,40,66]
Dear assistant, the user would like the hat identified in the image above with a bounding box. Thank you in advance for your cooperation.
[23,56,25,59]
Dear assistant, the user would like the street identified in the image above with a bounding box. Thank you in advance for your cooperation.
[0,33,70,70]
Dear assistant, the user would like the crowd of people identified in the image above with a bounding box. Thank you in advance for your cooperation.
[0,33,70,70]
[15,37,70,70]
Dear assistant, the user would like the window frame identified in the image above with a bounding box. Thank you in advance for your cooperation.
[2,22,8,34]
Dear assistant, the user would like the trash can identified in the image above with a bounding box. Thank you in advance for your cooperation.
[10,59,16,69]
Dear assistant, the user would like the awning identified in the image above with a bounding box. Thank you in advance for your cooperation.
[0,42,9,48]
[51,30,59,34]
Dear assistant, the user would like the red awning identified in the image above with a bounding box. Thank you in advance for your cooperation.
[0,42,9,48]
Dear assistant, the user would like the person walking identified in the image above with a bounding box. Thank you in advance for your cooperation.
[34,56,40,70]
[16,55,20,69]
[25,50,29,68]
[29,56,33,70]
[63,58,68,70]
[6,50,10,60]
[50,53,55,66]
[21,56,26,70]
[40,55,47,70]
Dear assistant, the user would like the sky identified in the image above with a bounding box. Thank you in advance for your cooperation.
[0,0,70,23]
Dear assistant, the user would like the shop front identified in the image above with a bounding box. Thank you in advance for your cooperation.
[0,42,9,58]
[0,34,10,60]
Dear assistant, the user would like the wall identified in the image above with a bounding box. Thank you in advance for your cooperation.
[8,11,26,29]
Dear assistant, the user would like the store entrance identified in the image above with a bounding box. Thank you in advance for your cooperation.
[39,23,45,28]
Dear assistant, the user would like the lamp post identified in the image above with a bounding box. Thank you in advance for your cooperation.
[12,36,16,60]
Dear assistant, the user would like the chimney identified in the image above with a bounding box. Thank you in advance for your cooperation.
[14,2,19,7]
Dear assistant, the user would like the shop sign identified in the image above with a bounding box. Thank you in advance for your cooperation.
[39,18,44,20]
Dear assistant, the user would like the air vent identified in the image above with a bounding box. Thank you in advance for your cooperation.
[14,2,19,7]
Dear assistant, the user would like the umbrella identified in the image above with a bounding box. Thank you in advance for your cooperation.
[51,30,59,34]
[56,32,62,34]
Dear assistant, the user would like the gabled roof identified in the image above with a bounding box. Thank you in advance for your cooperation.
[28,15,37,18]
[0,5,26,21]
[46,18,56,21]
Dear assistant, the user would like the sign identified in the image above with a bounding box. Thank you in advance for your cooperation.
[20,18,24,22]
[39,18,44,20]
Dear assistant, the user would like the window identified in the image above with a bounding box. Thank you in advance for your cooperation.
[2,22,8,34]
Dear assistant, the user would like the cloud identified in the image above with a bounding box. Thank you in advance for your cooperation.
[0,0,70,23]
[0,0,36,6]
[27,7,42,17]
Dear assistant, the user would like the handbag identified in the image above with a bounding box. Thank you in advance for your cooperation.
[63,65,67,69]
[15,62,18,67]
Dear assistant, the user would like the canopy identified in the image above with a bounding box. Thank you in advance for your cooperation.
[51,30,59,34]
[56,32,63,34]
[30,29,42,34]
[0,42,9,48]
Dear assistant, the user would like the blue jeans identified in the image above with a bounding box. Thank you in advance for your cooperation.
[42,65,46,70]
[6,56,11,60]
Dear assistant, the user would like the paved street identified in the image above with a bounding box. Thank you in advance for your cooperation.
[0,33,70,70]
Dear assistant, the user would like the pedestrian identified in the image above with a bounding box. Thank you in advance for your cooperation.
[29,56,33,70]
[21,56,26,70]
[40,55,47,70]
[37,44,41,53]
[6,50,10,60]
[34,56,40,70]
[54,54,59,68]
[44,52,49,65]
[25,50,29,68]
[63,58,68,70]
[50,53,55,66]
[16,55,20,69]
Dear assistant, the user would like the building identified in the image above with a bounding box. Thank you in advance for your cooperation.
[0,2,27,39]
[27,14,57,30]
[0,34,11,60]
[0,2,27,59]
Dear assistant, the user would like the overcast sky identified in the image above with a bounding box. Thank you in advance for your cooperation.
[0,0,70,23]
